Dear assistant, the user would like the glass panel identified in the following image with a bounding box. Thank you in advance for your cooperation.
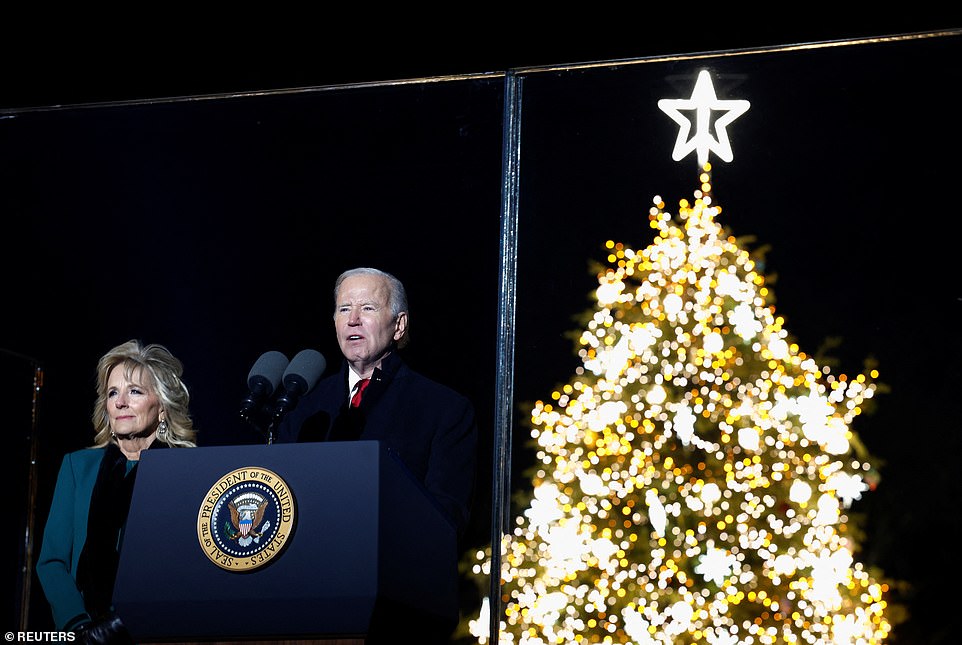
[487,31,960,645]
[1,77,505,635]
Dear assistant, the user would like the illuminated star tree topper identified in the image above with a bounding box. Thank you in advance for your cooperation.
[658,69,750,168]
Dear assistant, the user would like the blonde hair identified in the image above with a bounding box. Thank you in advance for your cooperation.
[90,339,196,448]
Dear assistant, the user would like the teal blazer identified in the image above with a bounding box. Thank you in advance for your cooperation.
[36,447,108,629]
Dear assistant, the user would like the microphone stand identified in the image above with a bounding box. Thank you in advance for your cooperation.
[239,403,279,445]
[265,412,284,445]
[266,396,298,445]
[265,421,277,445]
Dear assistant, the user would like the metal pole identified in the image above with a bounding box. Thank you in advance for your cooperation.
[4,348,44,632]
[489,69,523,645]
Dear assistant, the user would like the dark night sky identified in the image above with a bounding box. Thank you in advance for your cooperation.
[3,19,960,644]
[1,18,956,109]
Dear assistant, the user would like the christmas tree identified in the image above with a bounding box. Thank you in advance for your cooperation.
[464,70,891,645]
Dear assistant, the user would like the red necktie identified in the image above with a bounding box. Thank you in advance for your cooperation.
[351,378,370,408]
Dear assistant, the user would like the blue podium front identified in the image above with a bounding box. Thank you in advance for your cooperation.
[112,440,458,642]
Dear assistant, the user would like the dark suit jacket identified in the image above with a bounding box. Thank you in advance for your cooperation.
[274,352,478,538]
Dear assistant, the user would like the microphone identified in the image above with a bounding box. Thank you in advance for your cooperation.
[240,351,289,420]
[273,349,326,419]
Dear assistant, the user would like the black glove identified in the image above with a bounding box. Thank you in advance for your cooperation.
[75,612,134,645]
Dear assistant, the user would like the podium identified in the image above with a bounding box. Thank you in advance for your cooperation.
[112,441,458,643]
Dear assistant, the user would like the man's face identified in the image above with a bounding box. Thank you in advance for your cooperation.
[333,273,407,370]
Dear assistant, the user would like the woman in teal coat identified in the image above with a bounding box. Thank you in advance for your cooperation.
[36,340,197,642]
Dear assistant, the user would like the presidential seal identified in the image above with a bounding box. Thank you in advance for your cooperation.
[196,466,296,571]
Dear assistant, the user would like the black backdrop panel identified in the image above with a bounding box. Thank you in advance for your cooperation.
[0,77,505,631]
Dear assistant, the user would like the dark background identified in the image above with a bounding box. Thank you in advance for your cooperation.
[1,18,956,110]
[3,17,959,644]
[1,71,508,639]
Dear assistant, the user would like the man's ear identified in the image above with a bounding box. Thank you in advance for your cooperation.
[394,311,408,341]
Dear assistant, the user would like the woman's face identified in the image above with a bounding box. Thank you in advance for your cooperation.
[106,363,163,439]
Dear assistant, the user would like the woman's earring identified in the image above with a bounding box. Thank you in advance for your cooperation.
[158,419,169,439]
